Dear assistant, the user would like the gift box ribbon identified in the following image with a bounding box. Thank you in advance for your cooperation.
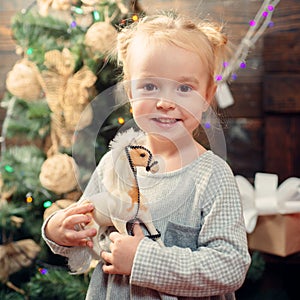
[235,173,300,233]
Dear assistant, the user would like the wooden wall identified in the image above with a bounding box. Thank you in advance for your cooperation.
[140,0,300,182]
[1,0,300,182]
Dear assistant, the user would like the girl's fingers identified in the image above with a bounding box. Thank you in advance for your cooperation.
[65,214,93,228]
[66,203,94,216]
[102,264,116,274]
[132,223,144,237]
[109,231,122,243]
[62,228,96,247]
[70,227,97,240]
[101,251,112,264]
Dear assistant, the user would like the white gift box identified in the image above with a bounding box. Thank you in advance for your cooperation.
[236,172,300,256]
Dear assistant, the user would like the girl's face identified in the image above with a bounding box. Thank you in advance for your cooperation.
[127,39,216,144]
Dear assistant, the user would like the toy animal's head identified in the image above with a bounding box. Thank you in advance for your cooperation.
[125,145,159,174]
[102,129,159,196]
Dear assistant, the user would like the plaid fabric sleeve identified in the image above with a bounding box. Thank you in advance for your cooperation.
[41,162,104,257]
[130,167,251,298]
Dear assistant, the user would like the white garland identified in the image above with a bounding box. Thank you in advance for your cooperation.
[216,0,281,108]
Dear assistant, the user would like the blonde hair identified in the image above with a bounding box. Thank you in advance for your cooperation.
[116,12,230,85]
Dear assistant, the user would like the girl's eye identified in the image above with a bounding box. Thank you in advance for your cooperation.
[178,84,192,93]
[143,83,157,91]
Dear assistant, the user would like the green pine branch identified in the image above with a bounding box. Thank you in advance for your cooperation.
[27,268,90,300]
[2,95,50,140]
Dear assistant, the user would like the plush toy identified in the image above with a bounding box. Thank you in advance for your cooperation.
[82,129,163,263]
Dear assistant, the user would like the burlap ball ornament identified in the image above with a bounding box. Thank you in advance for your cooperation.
[51,0,72,11]
[81,0,100,5]
[84,22,117,56]
[39,153,79,194]
[6,59,43,101]
[43,198,76,220]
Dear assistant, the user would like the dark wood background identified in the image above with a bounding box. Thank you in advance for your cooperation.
[1,0,299,183]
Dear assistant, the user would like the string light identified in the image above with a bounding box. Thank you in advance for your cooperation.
[4,165,14,173]
[240,62,247,69]
[26,48,33,55]
[215,75,223,81]
[132,15,139,22]
[118,117,125,125]
[204,122,211,129]
[70,20,77,28]
[43,200,52,208]
[26,192,33,204]
[249,20,256,27]
[92,11,101,21]
[218,0,280,86]
[38,268,48,275]
[232,74,238,81]
[73,7,83,14]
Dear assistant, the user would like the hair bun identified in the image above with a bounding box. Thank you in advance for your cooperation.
[198,22,228,48]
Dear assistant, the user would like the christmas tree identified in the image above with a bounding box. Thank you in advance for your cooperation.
[0,1,141,298]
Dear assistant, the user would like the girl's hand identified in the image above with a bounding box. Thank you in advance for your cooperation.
[101,224,144,275]
[44,202,97,248]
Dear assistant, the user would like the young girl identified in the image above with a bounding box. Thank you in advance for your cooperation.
[43,12,251,299]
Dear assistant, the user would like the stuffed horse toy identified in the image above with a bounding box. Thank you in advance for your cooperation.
[79,129,163,268]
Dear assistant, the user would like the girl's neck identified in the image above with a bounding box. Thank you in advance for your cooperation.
[145,134,206,172]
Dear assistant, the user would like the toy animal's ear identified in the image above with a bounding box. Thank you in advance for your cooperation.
[130,137,137,145]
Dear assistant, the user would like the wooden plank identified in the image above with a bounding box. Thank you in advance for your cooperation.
[264,74,300,113]
[0,11,18,52]
[264,116,300,182]
[224,118,263,180]
[267,0,300,33]
[0,52,20,99]
[221,80,263,118]
[0,1,33,11]
[263,31,300,73]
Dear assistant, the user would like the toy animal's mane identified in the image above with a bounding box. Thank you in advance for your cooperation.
[102,129,146,200]
[109,128,146,155]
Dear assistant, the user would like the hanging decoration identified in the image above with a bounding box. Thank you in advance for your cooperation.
[39,48,97,154]
[5,59,43,102]
[216,0,281,108]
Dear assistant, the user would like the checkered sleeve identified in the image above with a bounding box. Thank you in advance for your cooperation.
[130,165,251,297]
[41,161,105,257]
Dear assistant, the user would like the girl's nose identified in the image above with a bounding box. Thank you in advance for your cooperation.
[156,98,176,110]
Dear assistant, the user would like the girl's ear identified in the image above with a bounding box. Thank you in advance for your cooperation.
[203,83,217,111]
[206,83,217,105]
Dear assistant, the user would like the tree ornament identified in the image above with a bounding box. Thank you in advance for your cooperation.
[0,239,41,283]
[84,21,117,57]
[6,59,43,101]
[39,153,79,194]
[40,48,96,152]
[51,0,72,11]
[37,0,53,17]
[81,0,100,5]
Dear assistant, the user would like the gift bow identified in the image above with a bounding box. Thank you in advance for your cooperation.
[235,173,300,233]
